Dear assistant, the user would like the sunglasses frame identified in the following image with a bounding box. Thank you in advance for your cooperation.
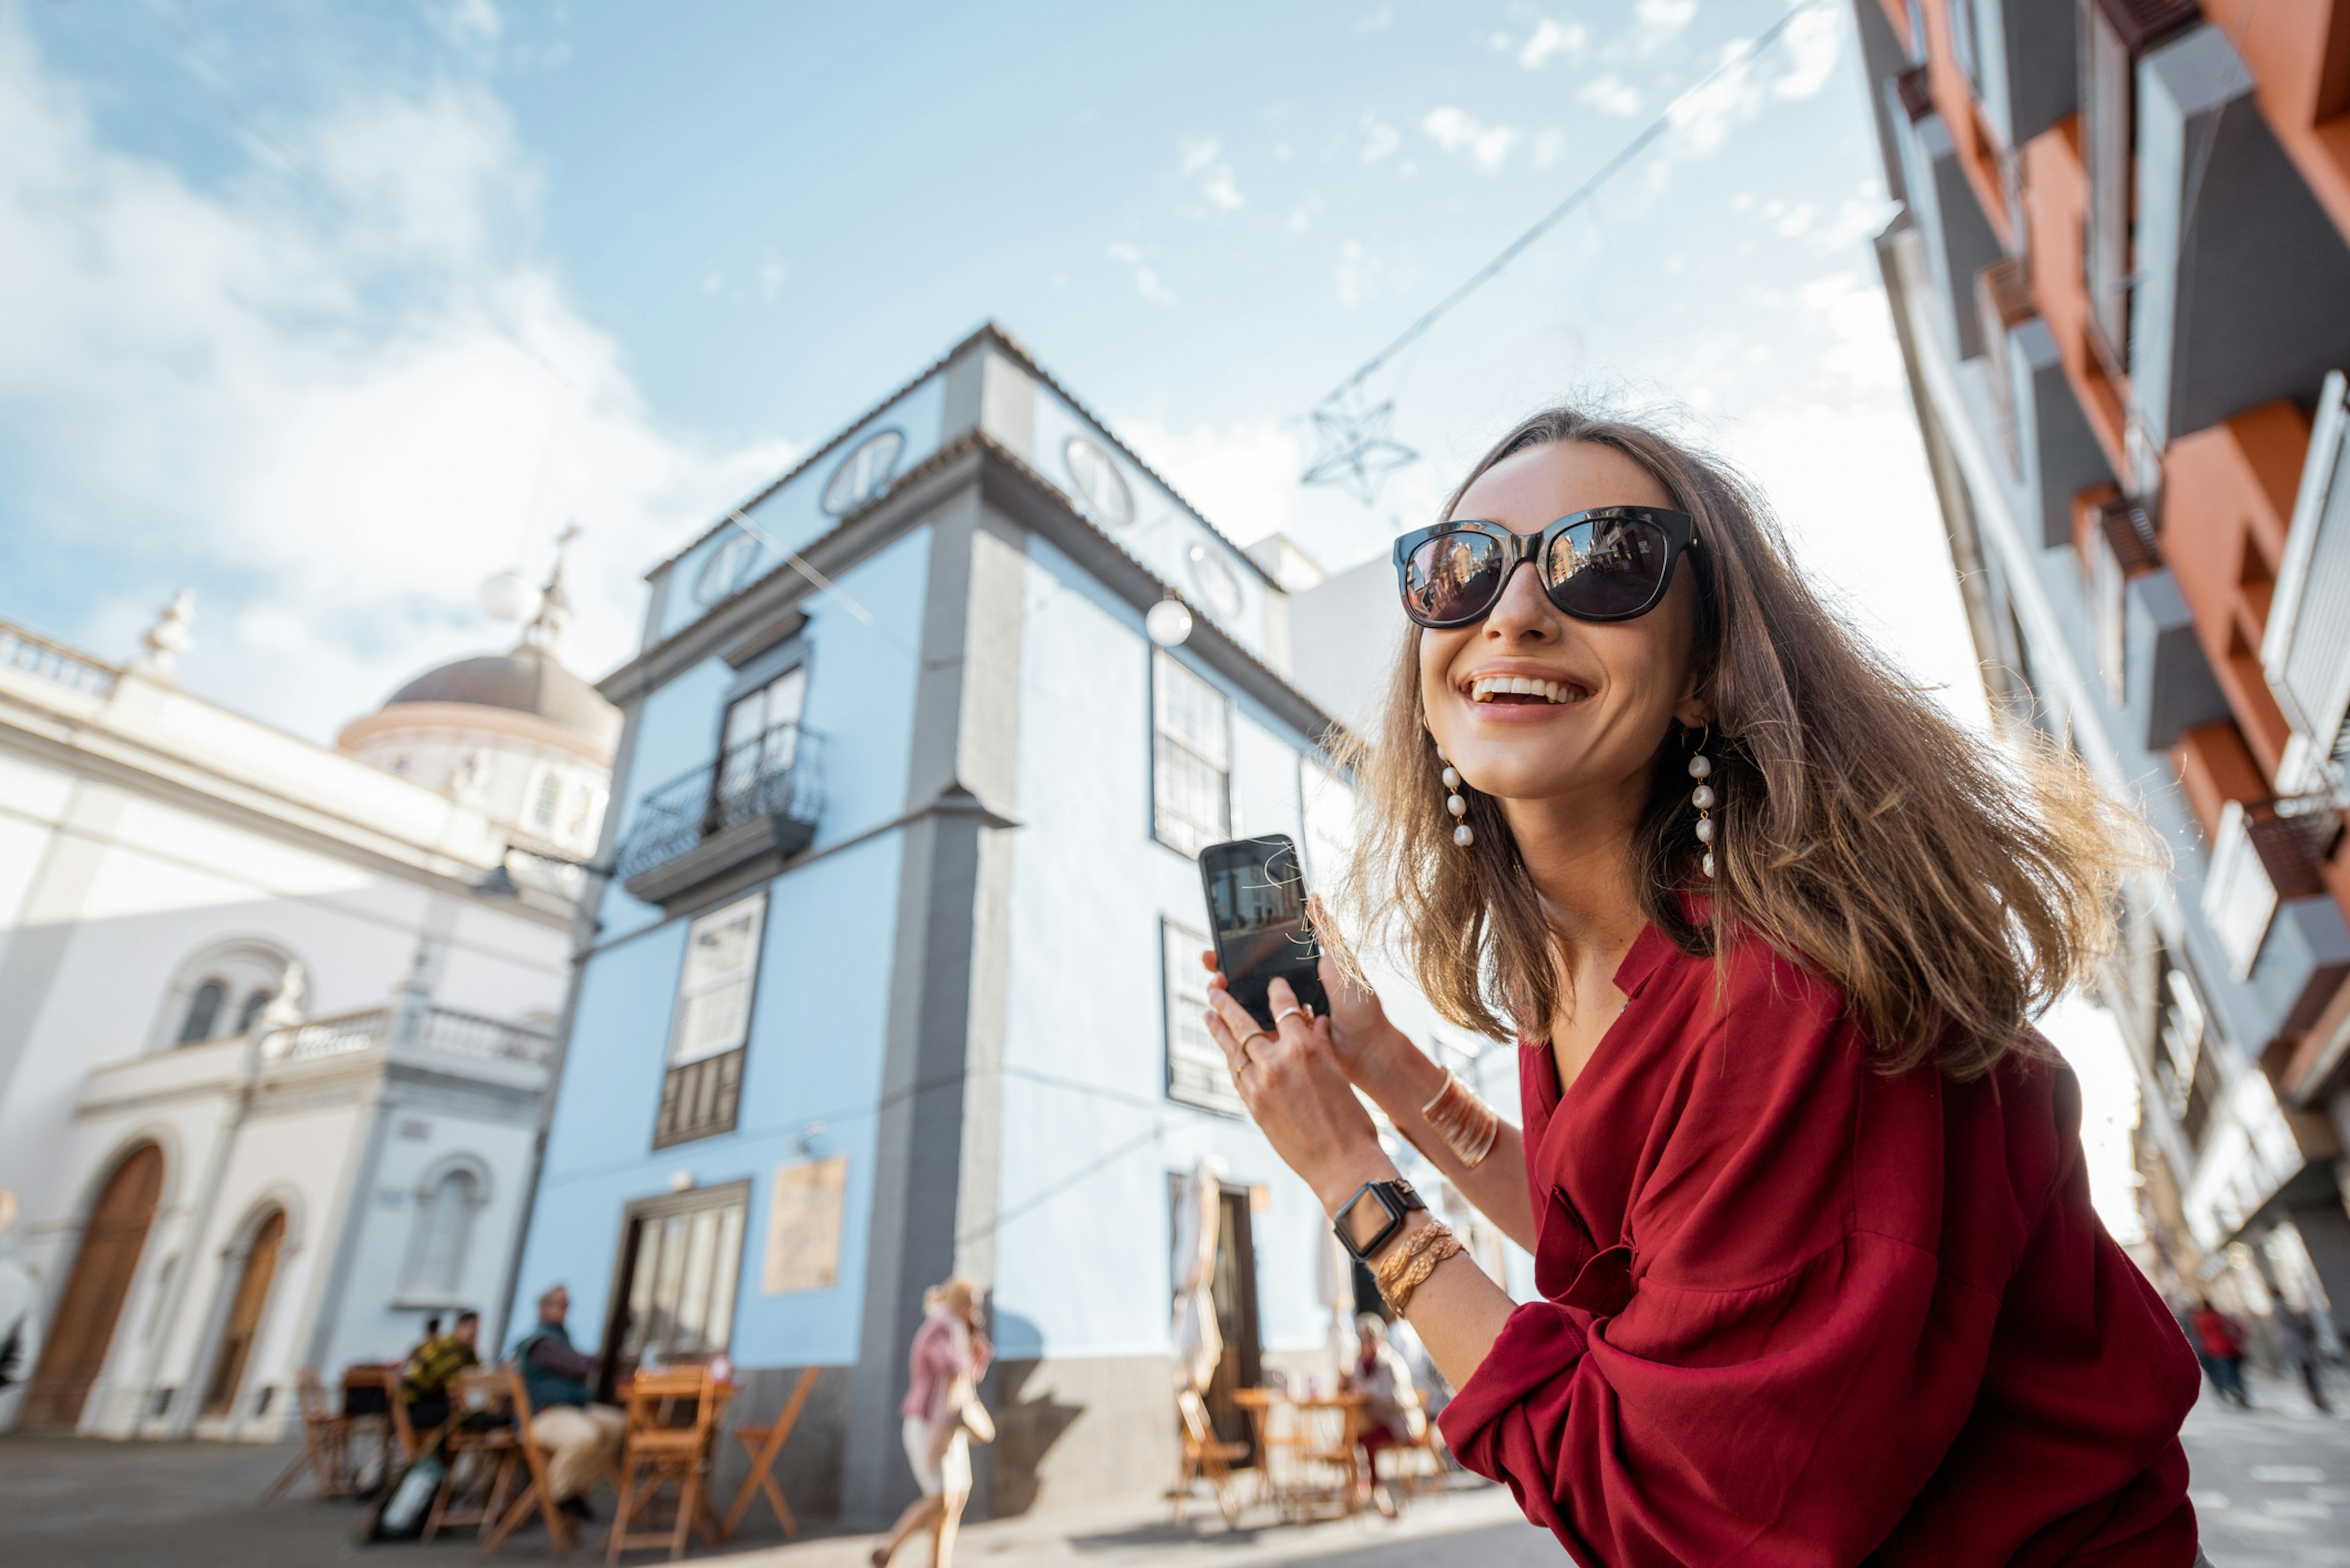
[1391,506,1700,629]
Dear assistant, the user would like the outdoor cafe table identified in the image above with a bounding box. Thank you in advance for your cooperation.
[1233,1387,1366,1523]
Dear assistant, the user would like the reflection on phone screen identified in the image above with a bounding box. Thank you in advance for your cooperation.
[1208,845,1315,984]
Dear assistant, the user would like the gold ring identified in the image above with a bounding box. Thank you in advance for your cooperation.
[1234,1028,1269,1058]
[1272,1004,1308,1027]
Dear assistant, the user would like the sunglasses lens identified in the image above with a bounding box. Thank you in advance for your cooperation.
[1543,517,1671,618]
[1404,532,1505,623]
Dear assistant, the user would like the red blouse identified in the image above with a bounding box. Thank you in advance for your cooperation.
[1436,924,2199,1567]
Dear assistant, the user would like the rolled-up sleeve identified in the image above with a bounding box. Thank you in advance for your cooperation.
[1439,974,2000,1568]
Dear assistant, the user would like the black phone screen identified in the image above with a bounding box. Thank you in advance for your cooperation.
[1198,835,1327,1029]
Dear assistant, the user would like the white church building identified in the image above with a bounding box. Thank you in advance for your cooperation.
[0,570,614,1441]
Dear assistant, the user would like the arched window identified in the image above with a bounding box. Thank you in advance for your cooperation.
[234,990,274,1035]
[177,981,226,1045]
[405,1167,482,1295]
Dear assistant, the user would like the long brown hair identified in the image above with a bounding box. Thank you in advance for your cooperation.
[1332,406,2137,1079]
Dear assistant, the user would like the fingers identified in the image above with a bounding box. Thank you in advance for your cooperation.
[1266,976,1313,1038]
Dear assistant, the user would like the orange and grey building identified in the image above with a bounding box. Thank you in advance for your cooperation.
[1851,0,2350,1342]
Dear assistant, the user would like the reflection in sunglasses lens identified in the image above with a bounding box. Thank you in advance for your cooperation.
[1545,519,1666,618]
[1409,532,1502,622]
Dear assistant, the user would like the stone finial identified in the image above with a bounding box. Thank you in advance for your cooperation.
[135,590,196,678]
[524,524,578,651]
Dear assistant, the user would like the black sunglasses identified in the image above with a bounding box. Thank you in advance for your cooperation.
[1392,507,1699,629]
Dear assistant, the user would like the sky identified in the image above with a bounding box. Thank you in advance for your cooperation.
[0,0,2145,1223]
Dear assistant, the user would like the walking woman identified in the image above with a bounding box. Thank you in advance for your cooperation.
[873,1277,991,1567]
[1203,409,2203,1564]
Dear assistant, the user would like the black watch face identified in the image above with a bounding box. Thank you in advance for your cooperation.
[1340,1187,1400,1256]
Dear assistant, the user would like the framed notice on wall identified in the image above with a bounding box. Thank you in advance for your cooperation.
[762,1156,848,1296]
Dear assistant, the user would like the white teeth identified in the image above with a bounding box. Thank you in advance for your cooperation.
[1469,675,1580,704]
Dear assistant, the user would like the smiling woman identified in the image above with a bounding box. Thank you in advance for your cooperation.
[1199,408,2206,1565]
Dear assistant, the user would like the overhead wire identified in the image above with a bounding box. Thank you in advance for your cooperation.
[1312,0,1831,414]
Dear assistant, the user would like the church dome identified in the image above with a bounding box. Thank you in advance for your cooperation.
[384,641,619,753]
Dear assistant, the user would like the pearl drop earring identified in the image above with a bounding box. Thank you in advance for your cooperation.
[1688,738,1717,880]
[1438,745,1473,848]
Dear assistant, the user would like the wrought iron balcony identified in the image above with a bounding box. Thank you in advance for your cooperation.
[616,723,824,905]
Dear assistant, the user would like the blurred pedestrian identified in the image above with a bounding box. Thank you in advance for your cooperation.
[401,1310,480,1432]
[0,1192,41,1403]
[2274,1302,2332,1413]
[1343,1312,1421,1516]
[511,1285,624,1519]
[872,1277,992,1568]
[1198,408,2204,1561]
[2189,1303,2251,1408]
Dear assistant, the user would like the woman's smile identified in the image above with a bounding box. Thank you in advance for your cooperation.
[1452,660,1594,723]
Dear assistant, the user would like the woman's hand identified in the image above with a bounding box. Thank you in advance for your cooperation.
[1203,973,1397,1215]
[1199,933,1423,1105]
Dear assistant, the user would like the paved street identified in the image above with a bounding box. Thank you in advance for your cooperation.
[2,1378,2345,1568]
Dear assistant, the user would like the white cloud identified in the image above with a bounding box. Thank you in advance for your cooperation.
[1105,242,1177,305]
[1118,419,1303,546]
[1518,18,1589,69]
[0,17,793,742]
[1334,239,1420,308]
[1177,135,1244,211]
[1632,0,1697,54]
[1794,270,1904,400]
[1359,115,1400,164]
[1578,73,1643,118]
[1774,6,1842,99]
[1420,106,1518,173]
[1531,128,1567,170]
[434,0,504,54]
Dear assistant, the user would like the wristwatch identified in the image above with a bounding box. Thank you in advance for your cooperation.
[1332,1179,1425,1263]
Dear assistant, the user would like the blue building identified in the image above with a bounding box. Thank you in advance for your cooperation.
[504,326,1512,1525]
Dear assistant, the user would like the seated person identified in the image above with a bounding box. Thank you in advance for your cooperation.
[511,1285,625,1520]
[400,1310,480,1432]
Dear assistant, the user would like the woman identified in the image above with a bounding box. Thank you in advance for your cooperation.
[873,1277,991,1567]
[1203,409,2202,1564]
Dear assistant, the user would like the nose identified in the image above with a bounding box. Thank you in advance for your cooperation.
[1482,553,1556,642]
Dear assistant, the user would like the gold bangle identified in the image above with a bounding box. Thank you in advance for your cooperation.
[1422,1067,1499,1169]
[1371,1220,1453,1301]
[1385,1234,1466,1316]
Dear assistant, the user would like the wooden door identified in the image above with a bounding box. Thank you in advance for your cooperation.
[1203,1187,1263,1460]
[23,1143,165,1428]
[201,1208,285,1417]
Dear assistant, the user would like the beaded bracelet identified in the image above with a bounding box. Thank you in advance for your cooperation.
[1422,1066,1500,1169]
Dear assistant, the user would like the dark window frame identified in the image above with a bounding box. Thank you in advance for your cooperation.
[593,1179,753,1401]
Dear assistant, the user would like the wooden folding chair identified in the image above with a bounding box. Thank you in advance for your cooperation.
[260,1368,354,1503]
[718,1365,816,1542]
[1171,1388,1248,1528]
[476,1370,577,1560]
[606,1368,731,1561]
[422,1370,526,1542]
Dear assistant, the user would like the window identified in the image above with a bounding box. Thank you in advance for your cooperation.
[1165,919,1240,1115]
[1153,652,1230,856]
[2081,0,2133,373]
[598,1183,749,1396]
[178,980,226,1044]
[1299,756,1357,890]
[657,894,765,1147]
[719,666,808,804]
[404,1167,482,1296]
[234,990,274,1035]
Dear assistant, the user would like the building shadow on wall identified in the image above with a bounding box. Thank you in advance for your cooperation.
[986,1314,1086,1518]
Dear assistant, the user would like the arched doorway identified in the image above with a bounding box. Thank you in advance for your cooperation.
[200,1207,286,1419]
[24,1142,165,1428]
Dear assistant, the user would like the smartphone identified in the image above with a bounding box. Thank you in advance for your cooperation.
[1197,834,1329,1031]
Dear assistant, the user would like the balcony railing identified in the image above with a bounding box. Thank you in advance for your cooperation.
[615,723,824,888]
[275,1004,556,1067]
[0,621,118,698]
[2201,801,2332,980]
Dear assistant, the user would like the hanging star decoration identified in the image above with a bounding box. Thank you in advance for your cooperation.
[1300,397,1419,505]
